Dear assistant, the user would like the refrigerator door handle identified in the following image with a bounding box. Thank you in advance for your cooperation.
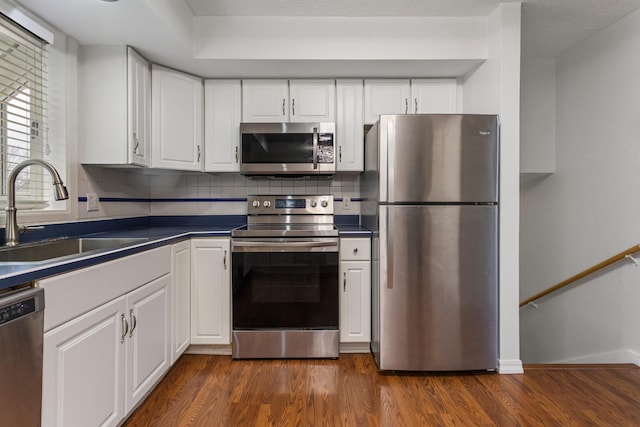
[380,207,393,290]
[386,118,395,202]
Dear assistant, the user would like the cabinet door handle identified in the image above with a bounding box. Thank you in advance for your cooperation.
[197,145,201,162]
[235,146,239,163]
[282,98,286,116]
[129,309,137,337]
[414,98,418,114]
[343,272,347,292]
[405,98,408,114]
[121,313,129,344]
[132,132,139,154]
[223,250,227,269]
[292,98,295,116]
[339,145,342,162]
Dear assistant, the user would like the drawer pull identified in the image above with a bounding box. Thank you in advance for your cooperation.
[353,248,358,254]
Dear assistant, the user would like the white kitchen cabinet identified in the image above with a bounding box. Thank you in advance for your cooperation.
[43,296,126,427]
[125,274,171,413]
[42,274,171,427]
[364,79,458,124]
[242,79,335,122]
[288,80,336,122]
[40,246,172,427]
[339,238,371,349]
[336,80,364,172]
[171,240,191,363]
[191,238,231,345]
[152,65,203,171]
[78,46,150,166]
[364,79,410,124]
[242,79,289,122]
[204,80,242,172]
[411,78,458,114]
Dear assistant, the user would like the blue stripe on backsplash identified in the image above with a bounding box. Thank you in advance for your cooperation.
[78,197,363,203]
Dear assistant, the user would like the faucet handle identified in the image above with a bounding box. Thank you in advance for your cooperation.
[18,225,45,234]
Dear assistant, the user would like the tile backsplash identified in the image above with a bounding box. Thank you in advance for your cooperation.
[78,166,361,219]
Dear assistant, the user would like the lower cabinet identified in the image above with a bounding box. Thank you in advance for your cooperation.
[171,240,191,363]
[190,238,231,345]
[40,247,172,427]
[339,238,372,349]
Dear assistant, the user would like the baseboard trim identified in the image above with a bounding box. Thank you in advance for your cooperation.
[549,349,640,366]
[497,358,524,374]
[186,344,232,356]
[339,342,371,353]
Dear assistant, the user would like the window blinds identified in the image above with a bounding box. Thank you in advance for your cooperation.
[0,13,48,203]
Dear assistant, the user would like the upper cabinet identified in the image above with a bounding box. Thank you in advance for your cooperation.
[204,80,242,172]
[364,78,458,124]
[79,46,150,166]
[151,65,203,171]
[336,80,364,172]
[242,79,336,123]
[411,79,458,115]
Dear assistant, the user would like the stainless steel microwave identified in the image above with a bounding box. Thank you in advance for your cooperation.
[239,122,336,176]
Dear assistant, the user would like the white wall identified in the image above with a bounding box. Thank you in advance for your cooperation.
[520,8,640,365]
[462,4,523,374]
[520,59,556,174]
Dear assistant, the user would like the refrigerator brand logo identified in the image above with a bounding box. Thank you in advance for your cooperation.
[479,131,492,136]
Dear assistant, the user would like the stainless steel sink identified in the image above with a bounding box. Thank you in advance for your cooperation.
[0,237,149,263]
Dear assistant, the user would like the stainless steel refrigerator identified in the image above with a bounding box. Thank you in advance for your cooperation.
[362,114,499,371]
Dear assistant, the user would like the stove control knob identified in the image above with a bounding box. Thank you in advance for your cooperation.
[252,200,261,208]
[263,201,271,208]
[321,200,328,208]
[310,200,317,208]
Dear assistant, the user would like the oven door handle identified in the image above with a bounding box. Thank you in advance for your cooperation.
[232,240,338,252]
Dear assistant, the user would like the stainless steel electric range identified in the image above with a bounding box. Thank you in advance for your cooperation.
[231,195,339,359]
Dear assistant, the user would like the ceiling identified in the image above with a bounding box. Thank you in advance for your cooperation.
[183,0,640,58]
[14,0,640,76]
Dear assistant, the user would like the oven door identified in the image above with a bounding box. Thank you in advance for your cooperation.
[231,238,339,330]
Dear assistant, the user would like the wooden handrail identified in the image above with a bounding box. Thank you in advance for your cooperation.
[519,244,640,307]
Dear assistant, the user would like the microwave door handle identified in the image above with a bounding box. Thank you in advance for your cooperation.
[312,126,318,169]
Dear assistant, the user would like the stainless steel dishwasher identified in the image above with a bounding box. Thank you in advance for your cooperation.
[0,287,45,426]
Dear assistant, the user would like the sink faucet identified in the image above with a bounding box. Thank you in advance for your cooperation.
[4,159,69,246]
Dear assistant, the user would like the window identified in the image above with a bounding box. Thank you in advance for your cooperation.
[0,13,49,208]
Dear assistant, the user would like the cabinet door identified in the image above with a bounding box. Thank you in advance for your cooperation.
[152,65,203,171]
[78,45,128,164]
[411,78,458,114]
[242,80,289,122]
[127,47,151,166]
[339,261,371,343]
[171,240,191,363]
[289,80,336,122]
[191,239,231,345]
[364,79,410,124]
[204,80,241,172]
[125,274,171,413]
[336,80,364,172]
[43,297,127,427]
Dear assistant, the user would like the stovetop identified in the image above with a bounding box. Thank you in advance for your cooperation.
[233,195,337,238]
[232,223,338,238]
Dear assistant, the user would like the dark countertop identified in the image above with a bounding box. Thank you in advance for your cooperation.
[0,216,371,290]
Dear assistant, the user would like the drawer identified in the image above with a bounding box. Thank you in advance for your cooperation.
[340,238,371,261]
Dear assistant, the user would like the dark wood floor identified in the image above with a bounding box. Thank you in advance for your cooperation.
[123,354,640,426]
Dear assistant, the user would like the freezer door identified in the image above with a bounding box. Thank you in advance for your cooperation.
[380,114,498,203]
[376,205,498,371]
